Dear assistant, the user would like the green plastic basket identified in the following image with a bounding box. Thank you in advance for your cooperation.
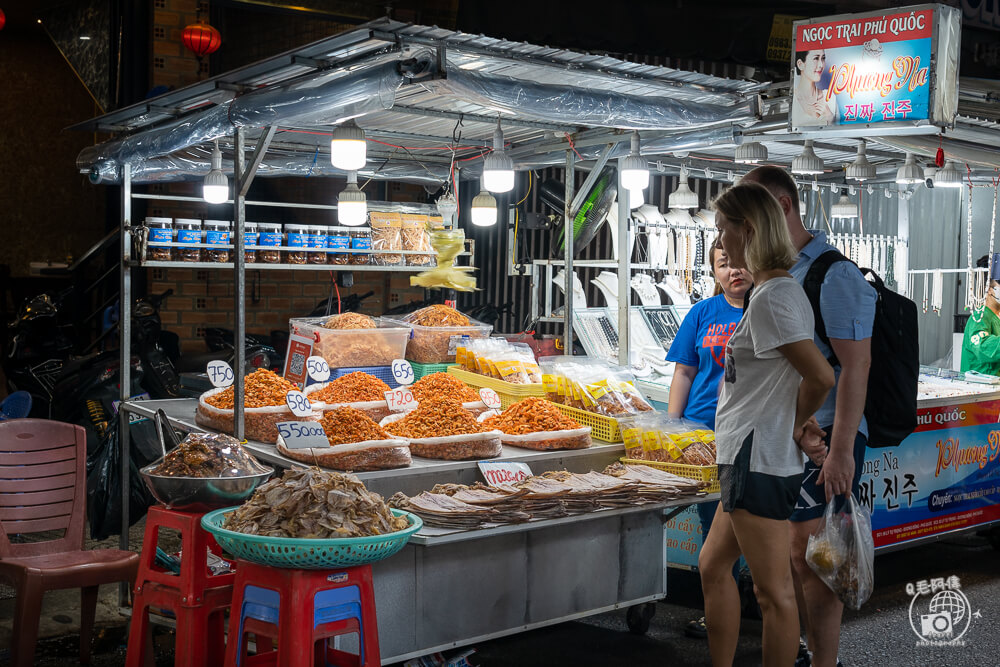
[408,361,456,380]
[201,508,422,569]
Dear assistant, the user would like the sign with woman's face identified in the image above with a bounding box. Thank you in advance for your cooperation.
[789,4,960,132]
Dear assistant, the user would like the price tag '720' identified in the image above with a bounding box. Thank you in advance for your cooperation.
[306,356,331,382]
[385,388,417,412]
[207,360,235,388]
[391,359,414,386]
[285,390,313,417]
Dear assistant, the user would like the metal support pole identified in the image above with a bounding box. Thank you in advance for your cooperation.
[563,150,575,353]
[233,129,246,440]
[118,163,132,605]
[617,168,631,367]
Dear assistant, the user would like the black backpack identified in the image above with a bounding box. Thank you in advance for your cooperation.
[802,250,919,447]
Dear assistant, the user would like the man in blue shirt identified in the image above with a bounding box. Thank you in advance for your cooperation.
[743,166,875,667]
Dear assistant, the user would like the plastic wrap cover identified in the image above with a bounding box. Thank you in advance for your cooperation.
[876,136,1000,170]
[78,62,404,184]
[436,69,753,131]
[933,5,960,124]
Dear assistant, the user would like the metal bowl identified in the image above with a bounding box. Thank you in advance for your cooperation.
[140,465,274,513]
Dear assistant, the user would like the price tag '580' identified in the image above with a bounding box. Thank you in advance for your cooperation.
[385,388,417,412]
[285,390,313,417]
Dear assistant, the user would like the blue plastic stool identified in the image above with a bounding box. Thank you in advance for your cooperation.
[225,561,379,667]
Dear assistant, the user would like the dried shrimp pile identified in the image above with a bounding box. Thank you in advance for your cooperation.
[383,397,486,438]
[310,372,390,404]
[482,397,581,434]
[409,372,480,403]
[320,407,391,445]
[204,369,297,409]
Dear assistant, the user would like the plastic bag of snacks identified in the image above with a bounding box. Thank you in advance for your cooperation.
[458,338,542,385]
[195,369,321,444]
[805,494,875,610]
[370,211,403,266]
[402,213,434,266]
[384,305,491,364]
[539,357,653,417]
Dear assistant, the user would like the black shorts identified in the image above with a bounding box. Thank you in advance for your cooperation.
[719,431,804,521]
[789,428,867,523]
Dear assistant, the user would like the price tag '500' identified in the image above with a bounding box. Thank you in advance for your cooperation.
[306,356,331,382]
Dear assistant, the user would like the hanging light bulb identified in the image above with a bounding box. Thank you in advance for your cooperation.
[735,141,767,164]
[934,160,963,188]
[436,191,458,221]
[619,132,649,191]
[337,171,368,226]
[895,153,923,185]
[668,168,699,210]
[470,190,498,226]
[330,120,366,171]
[482,121,515,193]
[831,194,859,219]
[791,140,825,175]
[846,140,876,181]
[202,140,228,204]
[628,188,644,209]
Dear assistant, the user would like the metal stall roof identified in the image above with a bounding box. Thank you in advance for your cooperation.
[72,18,764,186]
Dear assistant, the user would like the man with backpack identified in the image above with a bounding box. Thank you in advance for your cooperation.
[742,166,875,667]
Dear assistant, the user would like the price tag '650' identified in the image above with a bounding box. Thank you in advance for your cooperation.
[391,359,414,386]
[285,390,313,417]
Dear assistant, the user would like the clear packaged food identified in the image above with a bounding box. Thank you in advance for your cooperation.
[805,494,874,610]
[350,228,372,265]
[402,213,433,266]
[383,305,492,364]
[290,317,411,368]
[174,218,202,262]
[308,225,328,264]
[146,217,173,261]
[328,226,351,265]
[285,224,309,264]
[369,211,403,266]
[243,221,258,264]
[204,219,230,263]
[257,222,283,263]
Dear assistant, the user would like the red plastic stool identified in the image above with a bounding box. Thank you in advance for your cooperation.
[225,559,380,667]
[126,506,237,667]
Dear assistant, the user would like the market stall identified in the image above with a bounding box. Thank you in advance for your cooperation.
[73,7,1000,661]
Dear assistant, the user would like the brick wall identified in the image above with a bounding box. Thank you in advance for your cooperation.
[152,0,209,88]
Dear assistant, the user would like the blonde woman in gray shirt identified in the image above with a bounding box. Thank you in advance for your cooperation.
[699,183,834,667]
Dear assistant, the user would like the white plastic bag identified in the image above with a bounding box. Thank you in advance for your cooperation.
[804,493,875,610]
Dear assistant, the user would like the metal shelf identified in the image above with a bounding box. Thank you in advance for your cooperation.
[139,260,442,272]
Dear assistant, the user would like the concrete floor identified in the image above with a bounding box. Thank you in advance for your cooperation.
[3,526,998,666]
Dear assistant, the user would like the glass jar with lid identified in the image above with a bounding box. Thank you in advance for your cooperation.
[174,218,203,262]
[204,220,230,263]
[308,225,328,264]
[349,227,372,265]
[257,223,283,263]
[328,226,350,265]
[242,221,259,263]
[285,224,309,264]
[145,217,173,261]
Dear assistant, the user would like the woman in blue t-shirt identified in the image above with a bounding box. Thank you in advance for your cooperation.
[666,239,750,639]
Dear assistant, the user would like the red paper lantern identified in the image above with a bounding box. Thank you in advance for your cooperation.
[0,9,6,32]
[182,23,221,58]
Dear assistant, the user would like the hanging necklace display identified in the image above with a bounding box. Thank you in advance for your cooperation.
[931,270,943,314]
[922,274,929,314]
[966,183,976,311]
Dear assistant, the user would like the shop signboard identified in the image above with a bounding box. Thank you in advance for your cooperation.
[860,398,1000,549]
[790,4,960,132]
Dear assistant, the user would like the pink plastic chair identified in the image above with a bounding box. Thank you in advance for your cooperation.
[0,418,139,666]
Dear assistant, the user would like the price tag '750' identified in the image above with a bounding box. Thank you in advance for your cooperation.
[285,390,313,417]
[385,388,417,412]
[207,360,235,388]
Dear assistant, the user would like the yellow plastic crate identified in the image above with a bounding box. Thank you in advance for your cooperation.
[620,457,720,494]
[553,404,622,442]
[446,366,545,408]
